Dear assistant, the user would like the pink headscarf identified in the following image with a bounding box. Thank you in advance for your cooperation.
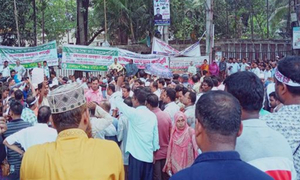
[163,111,198,174]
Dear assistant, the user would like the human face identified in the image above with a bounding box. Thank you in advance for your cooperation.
[4,61,8,67]
[269,96,277,108]
[3,90,9,99]
[16,60,20,66]
[204,60,207,64]
[37,62,42,68]
[182,92,190,106]
[176,116,186,130]
[114,58,117,64]
[43,62,47,67]
[160,90,166,102]
[201,82,211,92]
[91,80,99,91]
[11,71,15,77]
[176,91,184,103]
[122,88,129,98]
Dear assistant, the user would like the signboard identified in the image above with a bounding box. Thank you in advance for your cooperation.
[62,45,118,71]
[154,0,170,25]
[293,27,300,49]
[118,49,169,69]
[0,41,58,68]
[170,56,208,71]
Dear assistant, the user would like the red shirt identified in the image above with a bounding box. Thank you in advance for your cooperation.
[152,107,172,160]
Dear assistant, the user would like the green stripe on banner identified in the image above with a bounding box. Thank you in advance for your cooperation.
[61,63,108,71]
[62,47,118,56]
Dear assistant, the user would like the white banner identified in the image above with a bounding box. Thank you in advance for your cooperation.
[151,37,201,57]
[119,49,169,69]
[0,41,58,68]
[170,56,209,70]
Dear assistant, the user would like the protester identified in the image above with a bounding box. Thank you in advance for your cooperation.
[37,81,49,107]
[163,111,198,175]
[125,59,138,77]
[192,75,201,94]
[20,83,124,180]
[13,60,26,82]
[200,59,209,76]
[219,57,227,79]
[268,91,283,112]
[163,88,180,123]
[187,61,197,75]
[208,60,219,76]
[0,119,8,178]
[224,71,296,180]
[122,85,131,99]
[117,97,133,180]
[151,81,161,99]
[0,61,11,80]
[85,77,103,104]
[88,101,113,138]
[4,106,57,153]
[114,88,159,180]
[261,56,300,177]
[146,94,172,180]
[170,91,273,180]
[3,101,31,180]
[49,71,59,88]
[109,58,123,73]
[21,96,38,125]
[42,61,50,79]
[182,90,196,128]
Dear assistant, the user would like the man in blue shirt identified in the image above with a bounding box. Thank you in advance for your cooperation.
[170,91,273,180]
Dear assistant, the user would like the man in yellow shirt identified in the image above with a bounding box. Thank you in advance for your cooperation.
[109,58,123,73]
[20,83,124,180]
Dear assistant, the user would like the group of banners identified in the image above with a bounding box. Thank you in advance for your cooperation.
[0,39,207,71]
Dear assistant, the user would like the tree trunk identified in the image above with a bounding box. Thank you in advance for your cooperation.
[76,0,89,78]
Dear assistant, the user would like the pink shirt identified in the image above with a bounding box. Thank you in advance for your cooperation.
[209,63,219,76]
[85,89,103,104]
[152,108,172,160]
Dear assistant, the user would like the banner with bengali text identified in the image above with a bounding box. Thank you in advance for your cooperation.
[170,56,208,71]
[0,41,58,68]
[62,45,118,71]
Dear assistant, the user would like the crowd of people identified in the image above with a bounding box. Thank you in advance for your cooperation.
[0,55,299,180]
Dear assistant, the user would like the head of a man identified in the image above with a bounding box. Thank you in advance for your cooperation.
[129,59,133,64]
[224,71,264,119]
[9,100,23,120]
[156,8,160,14]
[114,58,118,64]
[269,92,280,108]
[203,59,208,64]
[195,91,242,152]
[26,96,37,110]
[201,77,213,92]
[175,85,188,103]
[37,106,52,124]
[38,81,49,96]
[162,87,176,104]
[14,89,24,101]
[157,78,165,89]
[2,86,9,99]
[37,62,42,68]
[48,83,91,136]
[91,77,99,91]
[10,70,16,78]
[182,90,196,106]
[4,61,8,67]
[107,84,116,96]
[190,61,194,66]
[43,61,47,67]
[16,60,20,66]
[50,71,56,79]
[132,88,148,108]
[146,93,159,110]
[150,81,158,93]
[274,56,300,105]
[122,85,130,99]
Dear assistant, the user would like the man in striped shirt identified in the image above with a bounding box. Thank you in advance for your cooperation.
[3,101,31,180]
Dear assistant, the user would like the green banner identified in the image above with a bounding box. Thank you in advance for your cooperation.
[0,41,58,68]
[62,45,118,71]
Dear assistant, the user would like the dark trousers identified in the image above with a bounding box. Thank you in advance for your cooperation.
[128,154,153,180]
[153,159,169,180]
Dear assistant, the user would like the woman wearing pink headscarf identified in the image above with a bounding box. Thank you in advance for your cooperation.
[209,60,219,76]
[163,111,198,175]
